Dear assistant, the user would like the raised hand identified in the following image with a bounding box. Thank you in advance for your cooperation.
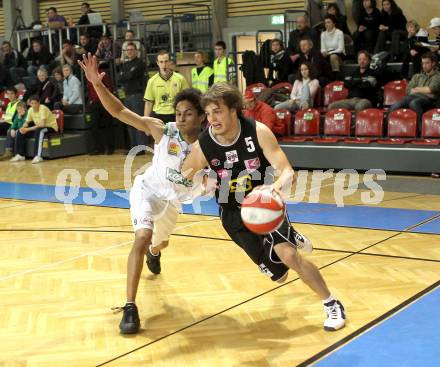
[78,53,105,85]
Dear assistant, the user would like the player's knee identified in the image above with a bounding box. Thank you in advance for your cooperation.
[134,231,152,252]
[282,250,302,272]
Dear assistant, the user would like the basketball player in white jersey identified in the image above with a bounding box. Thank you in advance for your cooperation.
[79,54,205,334]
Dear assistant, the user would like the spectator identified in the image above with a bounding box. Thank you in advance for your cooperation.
[374,0,407,60]
[191,51,214,93]
[267,39,293,86]
[119,30,144,64]
[329,50,380,111]
[143,50,189,122]
[287,15,320,65]
[327,3,351,35]
[95,33,121,62]
[2,41,27,86]
[118,42,149,149]
[57,64,83,114]
[353,0,381,54]
[275,62,320,112]
[295,38,332,86]
[321,15,345,80]
[77,2,103,39]
[75,34,98,57]
[401,20,429,79]
[10,95,58,164]
[55,40,78,67]
[24,68,60,110]
[0,101,28,161]
[213,41,235,84]
[46,7,67,29]
[428,18,440,57]
[52,68,64,95]
[0,87,20,135]
[389,52,440,134]
[87,65,114,155]
[26,40,53,81]
[243,90,285,136]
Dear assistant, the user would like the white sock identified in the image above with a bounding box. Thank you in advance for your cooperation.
[149,245,159,256]
[126,301,135,305]
[322,294,336,304]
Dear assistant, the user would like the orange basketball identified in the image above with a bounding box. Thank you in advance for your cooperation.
[241,190,286,234]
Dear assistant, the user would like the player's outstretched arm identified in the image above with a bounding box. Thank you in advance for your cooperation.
[181,141,209,180]
[256,122,295,195]
[78,53,164,142]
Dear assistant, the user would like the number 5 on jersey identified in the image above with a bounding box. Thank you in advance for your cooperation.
[245,137,255,152]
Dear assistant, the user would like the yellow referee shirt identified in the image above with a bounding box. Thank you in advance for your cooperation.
[144,72,189,115]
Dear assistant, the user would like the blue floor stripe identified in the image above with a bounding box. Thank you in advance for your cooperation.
[313,286,440,367]
[1,181,439,233]
[411,217,440,234]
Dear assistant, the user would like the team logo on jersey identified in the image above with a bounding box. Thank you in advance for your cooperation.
[217,169,228,179]
[141,217,153,226]
[211,158,221,167]
[225,150,238,163]
[168,141,180,156]
[244,157,260,172]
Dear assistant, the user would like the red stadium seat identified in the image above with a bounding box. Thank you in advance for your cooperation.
[344,108,383,143]
[52,109,64,134]
[383,80,407,107]
[245,83,267,97]
[275,109,292,136]
[0,97,10,109]
[314,108,351,143]
[324,81,349,107]
[412,109,440,145]
[272,82,293,94]
[378,109,417,144]
[291,108,320,140]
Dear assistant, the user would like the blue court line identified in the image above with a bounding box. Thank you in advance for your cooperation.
[1,181,439,234]
[311,284,440,367]
[411,217,440,234]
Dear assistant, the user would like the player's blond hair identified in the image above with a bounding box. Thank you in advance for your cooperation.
[201,82,243,114]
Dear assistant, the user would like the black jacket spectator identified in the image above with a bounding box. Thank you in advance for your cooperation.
[119,57,146,95]
[378,10,407,32]
[3,49,27,70]
[288,27,320,56]
[298,49,332,86]
[267,39,293,85]
[344,67,381,106]
[26,45,54,68]
[24,79,60,110]
[353,2,381,54]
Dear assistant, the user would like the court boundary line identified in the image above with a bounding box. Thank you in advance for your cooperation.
[296,280,440,367]
[95,213,440,366]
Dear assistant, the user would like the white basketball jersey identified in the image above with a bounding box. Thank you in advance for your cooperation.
[141,122,193,202]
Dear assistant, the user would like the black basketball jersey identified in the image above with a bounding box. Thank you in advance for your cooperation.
[198,116,274,208]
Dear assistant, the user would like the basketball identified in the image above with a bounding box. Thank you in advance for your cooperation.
[241,189,286,234]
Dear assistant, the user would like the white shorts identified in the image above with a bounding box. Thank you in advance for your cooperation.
[130,176,180,246]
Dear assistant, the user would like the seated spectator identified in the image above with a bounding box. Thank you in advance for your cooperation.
[353,0,381,54]
[243,90,285,136]
[52,68,64,95]
[401,20,429,79]
[75,34,98,57]
[294,38,332,86]
[329,50,380,111]
[77,2,103,40]
[87,64,114,155]
[46,7,67,29]
[95,33,121,62]
[287,15,320,65]
[389,52,440,134]
[54,40,78,68]
[119,30,144,64]
[327,3,351,35]
[428,18,440,57]
[55,64,83,114]
[24,68,60,110]
[0,101,28,161]
[267,39,293,86]
[0,87,20,135]
[374,0,407,60]
[321,15,345,80]
[275,62,320,112]
[10,95,58,164]
[26,40,53,82]
[2,41,27,86]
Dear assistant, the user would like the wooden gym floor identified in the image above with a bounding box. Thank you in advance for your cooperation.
[0,154,439,366]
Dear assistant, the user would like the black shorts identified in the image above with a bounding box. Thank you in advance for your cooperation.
[220,206,298,282]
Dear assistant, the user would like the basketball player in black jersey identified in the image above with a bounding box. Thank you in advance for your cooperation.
[182,83,346,331]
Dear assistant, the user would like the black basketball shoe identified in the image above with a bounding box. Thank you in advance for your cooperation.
[146,247,161,274]
[118,303,140,334]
